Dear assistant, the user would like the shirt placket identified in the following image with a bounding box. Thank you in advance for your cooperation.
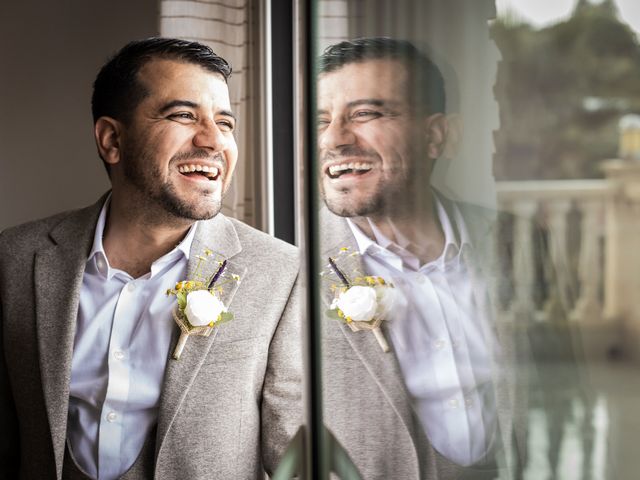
[435,272,475,462]
[438,262,492,463]
[97,278,139,479]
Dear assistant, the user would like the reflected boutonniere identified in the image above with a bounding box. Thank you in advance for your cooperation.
[321,247,396,352]
[166,248,241,360]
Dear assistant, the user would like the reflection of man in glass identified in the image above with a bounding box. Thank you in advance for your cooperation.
[318,37,524,479]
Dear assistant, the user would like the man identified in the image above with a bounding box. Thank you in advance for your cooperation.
[0,38,300,479]
[317,37,528,479]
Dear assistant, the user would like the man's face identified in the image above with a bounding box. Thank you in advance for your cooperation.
[317,59,430,218]
[115,58,238,221]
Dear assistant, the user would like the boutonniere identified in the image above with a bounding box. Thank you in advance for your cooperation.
[321,247,396,352]
[166,248,241,360]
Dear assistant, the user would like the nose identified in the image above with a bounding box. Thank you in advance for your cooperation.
[193,118,228,151]
[319,117,356,151]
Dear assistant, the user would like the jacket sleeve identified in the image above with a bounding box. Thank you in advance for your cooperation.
[0,295,20,476]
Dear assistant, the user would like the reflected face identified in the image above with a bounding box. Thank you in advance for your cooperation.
[116,59,238,221]
[317,59,429,218]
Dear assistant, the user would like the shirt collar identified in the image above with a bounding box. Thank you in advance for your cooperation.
[437,195,473,266]
[87,194,197,279]
[346,194,472,272]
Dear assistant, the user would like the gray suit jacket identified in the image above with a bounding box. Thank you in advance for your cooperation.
[0,196,302,479]
[319,200,529,480]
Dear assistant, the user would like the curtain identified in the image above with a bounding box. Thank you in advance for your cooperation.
[317,0,349,53]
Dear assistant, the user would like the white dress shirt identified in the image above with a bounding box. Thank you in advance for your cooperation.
[68,197,197,479]
[346,197,498,466]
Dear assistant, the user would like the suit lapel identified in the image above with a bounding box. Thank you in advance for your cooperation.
[156,214,244,457]
[34,200,104,478]
[320,208,419,442]
[337,321,419,440]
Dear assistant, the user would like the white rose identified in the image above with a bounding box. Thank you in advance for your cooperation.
[335,286,378,321]
[184,290,227,327]
[374,284,397,318]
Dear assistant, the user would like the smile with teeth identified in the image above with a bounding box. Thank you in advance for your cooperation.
[178,164,220,180]
[327,162,373,179]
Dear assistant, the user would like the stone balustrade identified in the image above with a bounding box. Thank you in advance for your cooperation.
[496,162,640,358]
[496,180,613,325]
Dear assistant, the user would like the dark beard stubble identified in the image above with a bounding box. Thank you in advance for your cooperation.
[322,183,387,218]
[122,148,223,222]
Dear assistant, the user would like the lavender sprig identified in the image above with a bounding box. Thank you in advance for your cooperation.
[208,260,227,289]
[328,257,350,287]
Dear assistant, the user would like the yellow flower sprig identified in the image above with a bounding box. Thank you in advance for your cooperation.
[166,248,241,359]
[322,247,395,352]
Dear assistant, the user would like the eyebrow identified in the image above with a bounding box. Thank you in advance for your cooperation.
[218,109,237,122]
[159,100,198,114]
[159,100,237,122]
[317,98,400,116]
[346,99,389,108]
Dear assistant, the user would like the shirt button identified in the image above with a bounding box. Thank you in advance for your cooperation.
[113,350,125,361]
[127,282,136,292]
[106,412,118,423]
[96,258,105,270]
[465,396,474,407]
[434,339,446,350]
[448,398,459,409]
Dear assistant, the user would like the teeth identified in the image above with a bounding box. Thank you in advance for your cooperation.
[178,164,220,177]
[328,163,373,176]
[355,162,371,171]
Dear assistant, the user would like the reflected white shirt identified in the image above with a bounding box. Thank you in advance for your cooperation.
[68,197,196,479]
[346,198,498,466]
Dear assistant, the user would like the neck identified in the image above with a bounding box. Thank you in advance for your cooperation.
[103,193,193,278]
[352,191,446,264]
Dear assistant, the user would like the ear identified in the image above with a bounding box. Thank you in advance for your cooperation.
[442,114,463,160]
[94,117,123,166]
[424,113,449,160]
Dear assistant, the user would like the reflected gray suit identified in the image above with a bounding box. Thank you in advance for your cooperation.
[320,199,530,480]
[0,195,301,479]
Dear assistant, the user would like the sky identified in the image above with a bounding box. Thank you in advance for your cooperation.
[496,0,640,34]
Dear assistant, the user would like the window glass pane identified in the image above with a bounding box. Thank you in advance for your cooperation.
[312,1,631,478]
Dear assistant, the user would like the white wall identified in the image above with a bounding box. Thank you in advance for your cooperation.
[0,0,159,230]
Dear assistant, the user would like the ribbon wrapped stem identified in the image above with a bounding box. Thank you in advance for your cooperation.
[173,332,189,360]
[372,327,389,353]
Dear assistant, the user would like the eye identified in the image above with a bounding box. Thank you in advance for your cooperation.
[216,119,235,132]
[316,117,331,129]
[168,112,196,123]
[351,110,382,122]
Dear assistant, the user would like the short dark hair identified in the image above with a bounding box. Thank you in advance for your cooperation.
[92,37,232,124]
[318,37,445,115]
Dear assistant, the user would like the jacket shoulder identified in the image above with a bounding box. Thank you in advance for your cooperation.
[0,200,102,259]
[0,210,75,251]
[227,217,298,263]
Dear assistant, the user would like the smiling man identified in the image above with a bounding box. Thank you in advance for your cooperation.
[317,38,527,479]
[0,38,300,479]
